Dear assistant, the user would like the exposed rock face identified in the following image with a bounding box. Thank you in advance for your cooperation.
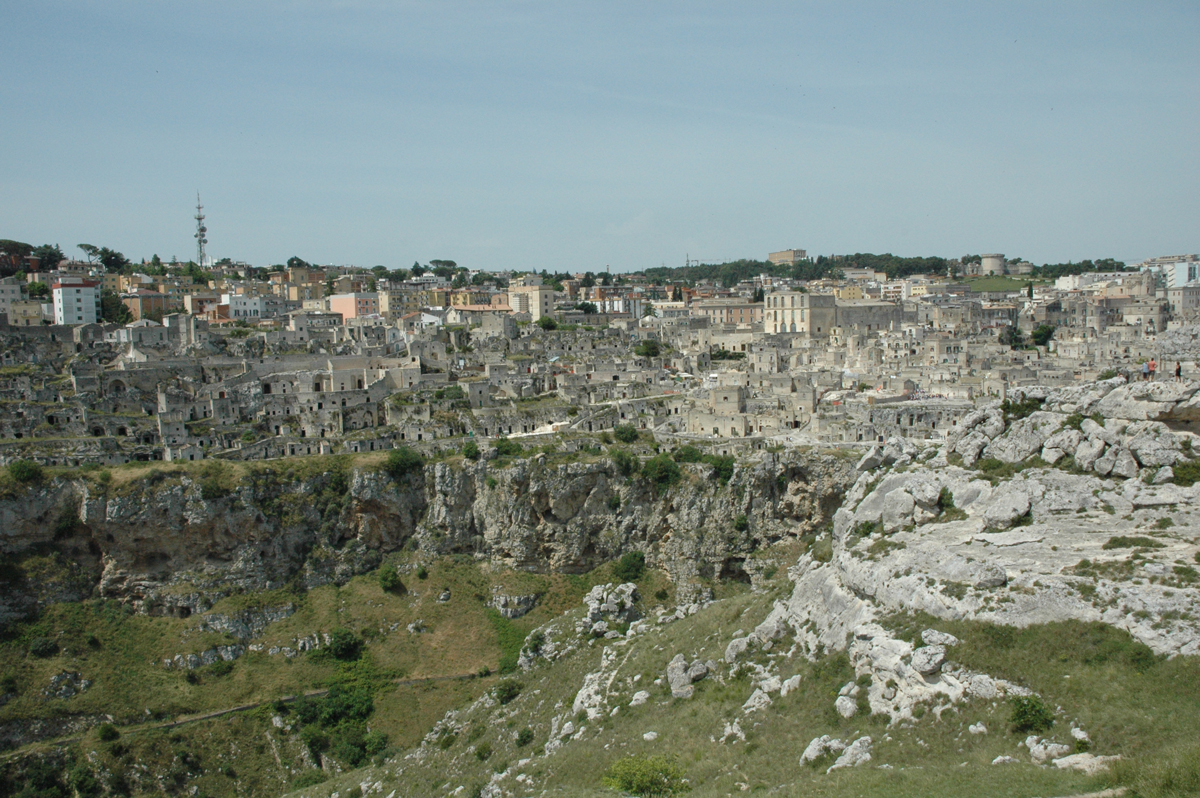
[0,450,855,621]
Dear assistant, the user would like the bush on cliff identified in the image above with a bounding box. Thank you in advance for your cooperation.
[8,460,43,484]
[641,454,680,489]
[384,446,424,480]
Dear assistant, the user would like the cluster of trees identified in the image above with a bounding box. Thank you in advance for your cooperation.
[0,240,65,278]
[640,253,1132,288]
[1030,258,1127,280]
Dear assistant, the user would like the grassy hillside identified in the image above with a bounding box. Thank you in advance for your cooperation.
[276,570,1200,798]
[3,545,1199,797]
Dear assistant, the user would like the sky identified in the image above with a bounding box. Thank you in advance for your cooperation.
[2,1,1197,272]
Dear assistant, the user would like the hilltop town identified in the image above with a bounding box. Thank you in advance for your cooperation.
[2,243,1199,468]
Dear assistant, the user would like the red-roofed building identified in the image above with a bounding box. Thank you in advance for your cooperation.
[52,277,101,325]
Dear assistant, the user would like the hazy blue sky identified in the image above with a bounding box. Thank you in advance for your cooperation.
[3,1,1197,271]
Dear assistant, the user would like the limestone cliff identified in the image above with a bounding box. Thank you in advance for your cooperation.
[0,450,855,622]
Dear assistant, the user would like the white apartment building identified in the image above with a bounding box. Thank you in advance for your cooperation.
[52,277,101,325]
[222,293,266,319]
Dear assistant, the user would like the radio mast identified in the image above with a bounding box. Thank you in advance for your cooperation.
[194,193,208,268]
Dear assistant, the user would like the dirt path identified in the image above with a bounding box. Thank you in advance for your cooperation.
[0,671,479,763]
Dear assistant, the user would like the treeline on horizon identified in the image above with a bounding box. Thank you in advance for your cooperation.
[642,253,1130,288]
[3,236,1129,290]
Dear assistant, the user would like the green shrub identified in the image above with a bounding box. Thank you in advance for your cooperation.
[516,727,534,747]
[29,638,58,658]
[327,627,363,661]
[1063,413,1085,430]
[607,494,621,511]
[611,449,638,477]
[672,445,704,463]
[613,551,646,582]
[486,476,498,489]
[706,454,735,484]
[291,770,328,789]
[634,340,661,358]
[200,478,228,500]
[811,537,834,563]
[8,460,43,483]
[96,723,120,742]
[67,764,101,797]
[1173,460,1200,487]
[1009,694,1054,733]
[494,679,523,705]
[207,659,234,677]
[1097,368,1119,380]
[613,424,639,444]
[462,440,481,461]
[379,568,405,594]
[475,741,493,760]
[641,454,680,489]
[384,446,425,479]
[732,514,748,532]
[602,755,691,796]
[363,729,389,755]
[417,565,429,580]
[1103,535,1164,550]
[494,437,522,457]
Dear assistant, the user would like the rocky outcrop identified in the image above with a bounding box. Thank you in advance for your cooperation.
[0,449,855,621]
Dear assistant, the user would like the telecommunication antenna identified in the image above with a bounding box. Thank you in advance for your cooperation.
[194,193,208,267]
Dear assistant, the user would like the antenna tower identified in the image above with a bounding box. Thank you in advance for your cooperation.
[194,193,208,268]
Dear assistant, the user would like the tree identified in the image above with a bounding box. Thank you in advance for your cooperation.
[536,316,558,331]
[27,281,49,298]
[642,302,656,318]
[581,273,596,288]
[1027,282,1034,299]
[1030,324,1056,347]
[671,285,683,302]
[752,287,764,303]
[101,290,133,324]
[575,301,598,315]
[612,424,639,444]
[0,240,31,277]
[31,243,63,268]
[999,325,1025,349]
[287,256,311,270]
[327,628,363,661]
[76,246,129,272]
[634,340,661,358]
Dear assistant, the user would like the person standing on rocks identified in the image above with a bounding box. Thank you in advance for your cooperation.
[1142,361,1150,381]
[1177,361,1183,382]
[1149,358,1157,381]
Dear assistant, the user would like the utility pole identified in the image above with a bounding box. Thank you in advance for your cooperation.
[194,193,208,268]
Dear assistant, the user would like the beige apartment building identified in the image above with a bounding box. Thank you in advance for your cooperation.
[768,249,808,265]
[693,298,763,327]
